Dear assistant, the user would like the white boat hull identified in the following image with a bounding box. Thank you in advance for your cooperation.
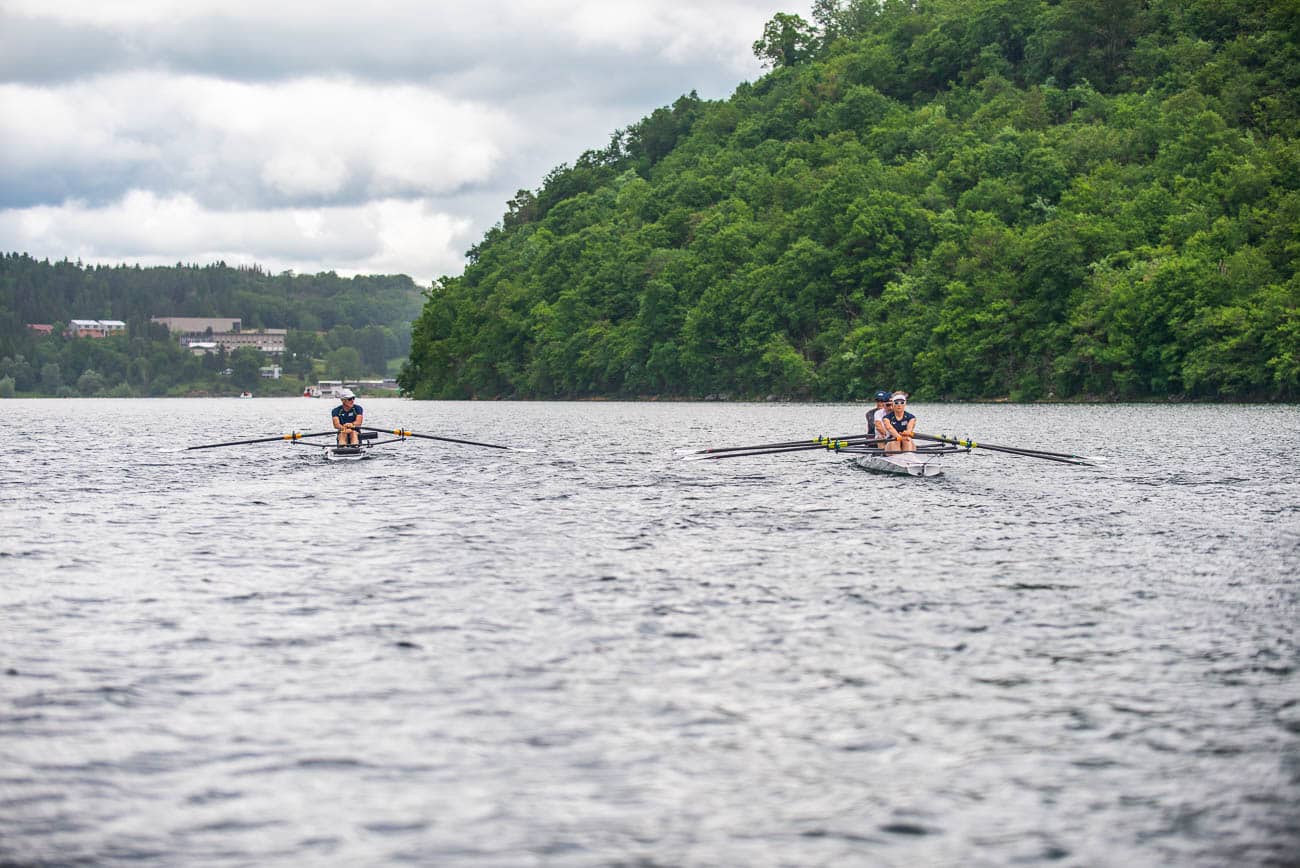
[325,445,369,461]
[853,451,944,477]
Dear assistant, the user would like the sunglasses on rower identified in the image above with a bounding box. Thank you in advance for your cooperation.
[893,398,907,404]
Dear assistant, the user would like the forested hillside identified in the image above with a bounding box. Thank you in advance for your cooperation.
[403,0,1299,401]
[0,256,421,396]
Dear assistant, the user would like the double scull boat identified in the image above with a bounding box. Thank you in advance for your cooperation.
[682,431,1093,476]
[843,443,961,477]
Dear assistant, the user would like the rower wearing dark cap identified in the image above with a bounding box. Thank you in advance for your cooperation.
[866,390,892,443]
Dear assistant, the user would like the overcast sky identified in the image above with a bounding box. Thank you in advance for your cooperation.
[0,0,801,285]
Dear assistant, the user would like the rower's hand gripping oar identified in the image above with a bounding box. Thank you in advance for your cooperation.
[187,431,337,450]
[360,426,534,452]
[914,433,1096,466]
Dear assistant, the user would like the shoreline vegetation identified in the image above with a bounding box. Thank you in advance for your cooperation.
[3,390,1288,406]
[400,0,1299,403]
[0,257,421,399]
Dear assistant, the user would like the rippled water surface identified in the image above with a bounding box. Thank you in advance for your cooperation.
[2,398,1298,866]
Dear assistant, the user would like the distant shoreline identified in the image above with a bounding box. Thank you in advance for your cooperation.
[4,394,1293,405]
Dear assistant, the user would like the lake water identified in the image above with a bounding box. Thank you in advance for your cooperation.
[2,398,1297,866]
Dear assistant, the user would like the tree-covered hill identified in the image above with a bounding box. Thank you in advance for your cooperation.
[0,256,422,396]
[0,255,421,336]
[402,0,1299,401]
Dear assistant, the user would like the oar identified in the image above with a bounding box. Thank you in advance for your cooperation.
[360,426,531,451]
[921,434,1093,462]
[684,438,870,461]
[687,434,881,455]
[914,433,1094,465]
[187,430,337,450]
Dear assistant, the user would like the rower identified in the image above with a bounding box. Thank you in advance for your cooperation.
[332,389,364,446]
[866,389,892,444]
[881,391,916,452]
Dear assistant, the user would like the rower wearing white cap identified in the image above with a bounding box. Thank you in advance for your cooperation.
[332,388,364,446]
[881,391,916,452]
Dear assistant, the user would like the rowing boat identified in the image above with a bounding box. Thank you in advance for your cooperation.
[683,430,1092,474]
[843,443,965,477]
[324,443,370,461]
[851,449,944,477]
[187,425,530,458]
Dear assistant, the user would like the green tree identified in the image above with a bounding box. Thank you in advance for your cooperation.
[229,347,265,390]
[40,362,62,391]
[325,347,362,380]
[0,355,35,391]
[753,13,817,69]
[76,369,106,396]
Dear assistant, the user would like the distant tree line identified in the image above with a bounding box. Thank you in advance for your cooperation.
[0,257,420,396]
[402,0,1298,401]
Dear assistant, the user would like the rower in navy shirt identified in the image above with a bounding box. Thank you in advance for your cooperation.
[331,389,364,445]
[882,391,916,452]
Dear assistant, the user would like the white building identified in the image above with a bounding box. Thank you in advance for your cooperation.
[65,319,126,338]
[152,316,284,355]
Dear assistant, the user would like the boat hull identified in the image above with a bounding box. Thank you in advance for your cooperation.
[325,446,369,461]
[853,451,944,477]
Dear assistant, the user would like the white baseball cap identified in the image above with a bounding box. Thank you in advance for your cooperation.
[340,388,355,399]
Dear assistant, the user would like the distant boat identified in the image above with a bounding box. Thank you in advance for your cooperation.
[238,391,253,398]
[303,385,322,398]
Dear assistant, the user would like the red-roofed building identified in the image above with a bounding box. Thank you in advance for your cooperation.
[26,324,54,335]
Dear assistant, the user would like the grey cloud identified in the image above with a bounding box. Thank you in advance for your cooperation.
[0,1,779,279]
[0,15,128,83]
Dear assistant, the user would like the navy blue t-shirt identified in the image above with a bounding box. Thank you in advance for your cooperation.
[883,410,915,435]
[332,403,363,425]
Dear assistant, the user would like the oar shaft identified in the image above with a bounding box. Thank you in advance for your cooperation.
[187,430,336,450]
[693,434,881,455]
[688,440,868,460]
[914,433,1092,465]
[360,426,513,450]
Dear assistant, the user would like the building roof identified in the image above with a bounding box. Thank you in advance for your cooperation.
[151,316,242,332]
